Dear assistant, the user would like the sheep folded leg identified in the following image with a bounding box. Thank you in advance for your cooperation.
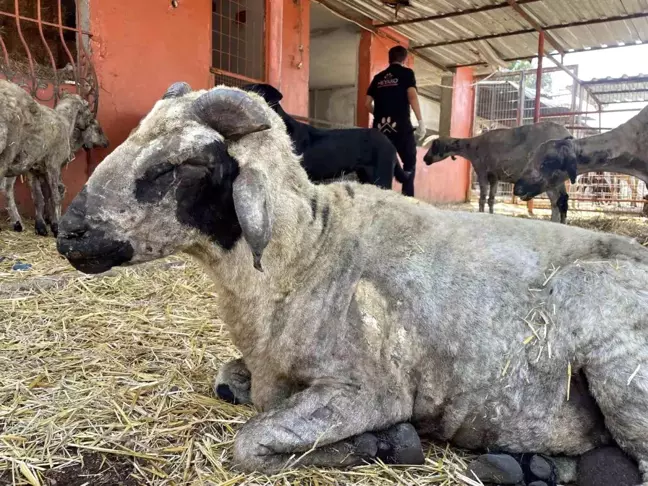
[231,384,424,473]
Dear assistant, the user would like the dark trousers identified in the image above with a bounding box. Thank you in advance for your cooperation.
[385,130,417,197]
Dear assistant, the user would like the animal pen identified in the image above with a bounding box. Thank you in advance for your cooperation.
[0,0,97,112]
[472,66,648,215]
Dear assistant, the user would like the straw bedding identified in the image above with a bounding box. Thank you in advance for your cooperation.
[1,212,645,485]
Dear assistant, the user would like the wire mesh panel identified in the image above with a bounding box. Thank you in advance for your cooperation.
[212,0,265,87]
[0,0,98,113]
[471,66,647,214]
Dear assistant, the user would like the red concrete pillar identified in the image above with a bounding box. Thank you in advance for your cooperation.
[451,67,476,202]
[266,0,310,117]
[432,67,475,203]
[356,28,410,128]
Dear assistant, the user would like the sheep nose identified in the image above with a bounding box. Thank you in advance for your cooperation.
[58,186,89,240]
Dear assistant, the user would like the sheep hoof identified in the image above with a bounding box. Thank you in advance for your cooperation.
[529,455,553,480]
[35,221,48,237]
[375,423,424,465]
[467,454,524,485]
[50,223,59,238]
[12,221,23,232]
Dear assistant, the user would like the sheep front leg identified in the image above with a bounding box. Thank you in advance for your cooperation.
[487,174,498,214]
[232,384,423,474]
[477,173,488,213]
[1,176,24,232]
[27,174,49,236]
[43,168,63,237]
[547,185,569,223]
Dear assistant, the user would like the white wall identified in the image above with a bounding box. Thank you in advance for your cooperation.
[309,86,356,127]
[310,27,360,90]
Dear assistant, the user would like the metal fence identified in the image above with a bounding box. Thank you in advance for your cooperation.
[0,0,98,113]
[212,0,265,88]
[471,66,647,214]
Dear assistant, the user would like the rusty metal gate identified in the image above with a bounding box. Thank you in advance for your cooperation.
[472,66,647,215]
[212,0,266,87]
[0,0,98,113]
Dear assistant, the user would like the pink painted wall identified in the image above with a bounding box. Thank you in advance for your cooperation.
[267,0,310,117]
[88,0,213,174]
[412,66,474,203]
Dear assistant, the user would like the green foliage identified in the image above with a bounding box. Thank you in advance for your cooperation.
[507,60,553,93]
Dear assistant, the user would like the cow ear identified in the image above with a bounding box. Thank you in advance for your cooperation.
[232,167,272,272]
[193,88,271,141]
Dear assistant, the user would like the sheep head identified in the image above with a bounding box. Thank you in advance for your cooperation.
[57,82,277,275]
[514,136,577,200]
[423,137,461,165]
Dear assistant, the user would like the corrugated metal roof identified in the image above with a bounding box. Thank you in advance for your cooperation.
[581,74,648,103]
[318,0,648,71]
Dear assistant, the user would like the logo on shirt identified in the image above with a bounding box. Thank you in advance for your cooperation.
[377,73,399,88]
[377,116,398,134]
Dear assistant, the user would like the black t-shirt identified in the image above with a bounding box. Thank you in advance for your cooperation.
[367,63,416,133]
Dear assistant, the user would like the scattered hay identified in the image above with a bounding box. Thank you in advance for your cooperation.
[1,227,476,485]
[567,216,648,246]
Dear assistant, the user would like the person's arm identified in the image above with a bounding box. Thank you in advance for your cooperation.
[365,95,374,114]
[407,87,423,122]
[406,70,426,141]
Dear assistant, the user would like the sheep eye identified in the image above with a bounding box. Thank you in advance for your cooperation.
[148,162,176,180]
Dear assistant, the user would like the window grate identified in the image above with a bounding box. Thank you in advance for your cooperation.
[212,0,265,86]
[0,0,98,113]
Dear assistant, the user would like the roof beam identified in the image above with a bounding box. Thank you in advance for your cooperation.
[376,0,541,28]
[506,0,566,56]
[589,88,648,95]
[452,42,645,68]
[583,75,648,86]
[314,0,448,72]
[413,29,535,49]
[413,11,648,51]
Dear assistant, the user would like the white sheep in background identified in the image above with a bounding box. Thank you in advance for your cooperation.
[0,79,107,236]
[57,84,648,485]
[1,116,108,234]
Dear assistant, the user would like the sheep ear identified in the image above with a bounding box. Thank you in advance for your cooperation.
[194,88,271,141]
[232,167,272,272]
[162,82,192,99]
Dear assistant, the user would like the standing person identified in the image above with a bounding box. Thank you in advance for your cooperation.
[366,45,425,197]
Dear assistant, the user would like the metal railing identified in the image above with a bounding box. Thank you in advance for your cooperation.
[0,0,98,113]
[212,0,265,88]
[472,67,646,214]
